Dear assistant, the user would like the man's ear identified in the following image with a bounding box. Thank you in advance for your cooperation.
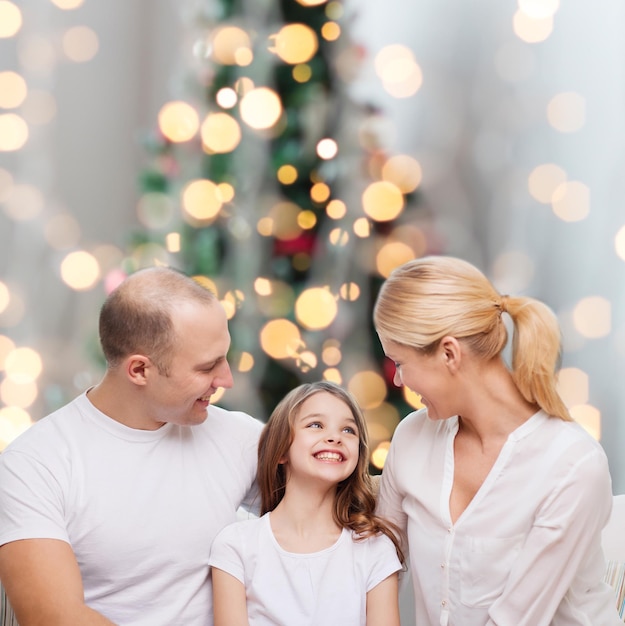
[439,336,462,373]
[125,355,151,386]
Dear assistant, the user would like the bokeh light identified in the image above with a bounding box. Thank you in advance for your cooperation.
[374,44,423,98]
[371,441,390,469]
[62,26,99,63]
[212,27,253,66]
[0,335,16,369]
[316,138,338,160]
[295,287,338,330]
[277,164,298,184]
[557,367,589,407]
[200,112,241,153]
[518,0,560,19]
[158,101,199,142]
[0,71,27,109]
[0,1,22,38]
[240,87,282,130]
[572,296,611,339]
[528,163,567,204]
[270,24,318,64]
[362,181,404,221]
[547,92,586,133]
[51,0,84,8]
[404,386,425,409]
[321,22,341,41]
[0,378,37,408]
[21,89,57,125]
[3,184,44,220]
[329,228,349,246]
[326,199,346,219]
[266,202,302,240]
[322,340,342,366]
[376,241,415,278]
[364,404,399,447]
[323,368,342,384]
[0,113,28,151]
[348,370,387,409]
[0,282,9,314]
[570,403,601,440]
[513,11,553,43]
[615,225,625,262]
[339,282,360,301]
[182,179,223,222]
[216,87,238,109]
[60,251,101,290]
[311,182,331,203]
[45,213,82,249]
[137,192,175,229]
[260,319,302,359]
[4,347,42,383]
[293,64,312,83]
[551,181,590,222]
[382,155,422,193]
[0,406,32,451]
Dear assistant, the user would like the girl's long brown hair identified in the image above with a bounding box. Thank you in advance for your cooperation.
[257,381,405,563]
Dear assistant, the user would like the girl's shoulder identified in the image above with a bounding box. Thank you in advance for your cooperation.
[214,513,266,545]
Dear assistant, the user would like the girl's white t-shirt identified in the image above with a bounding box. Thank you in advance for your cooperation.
[209,512,402,626]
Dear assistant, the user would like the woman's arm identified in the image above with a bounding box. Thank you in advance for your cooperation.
[212,567,249,626]
[366,573,400,626]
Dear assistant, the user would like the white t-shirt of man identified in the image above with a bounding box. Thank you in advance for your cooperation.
[377,408,622,626]
[0,391,263,626]
[209,512,402,625]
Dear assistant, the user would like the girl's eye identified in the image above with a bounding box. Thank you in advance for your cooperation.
[307,422,322,429]
[394,362,401,369]
[342,426,356,435]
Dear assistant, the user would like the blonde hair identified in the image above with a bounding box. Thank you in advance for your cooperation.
[258,381,405,562]
[374,256,571,421]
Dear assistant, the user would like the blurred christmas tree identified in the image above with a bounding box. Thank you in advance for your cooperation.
[132,0,440,471]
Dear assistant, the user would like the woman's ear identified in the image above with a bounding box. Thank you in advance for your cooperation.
[439,336,462,373]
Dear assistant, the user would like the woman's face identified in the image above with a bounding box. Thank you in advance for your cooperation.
[379,337,456,421]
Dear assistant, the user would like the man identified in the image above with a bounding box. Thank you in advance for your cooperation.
[0,267,263,625]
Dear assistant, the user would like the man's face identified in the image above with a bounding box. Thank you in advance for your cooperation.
[146,300,233,428]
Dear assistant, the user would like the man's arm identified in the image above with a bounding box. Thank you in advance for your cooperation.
[0,539,117,626]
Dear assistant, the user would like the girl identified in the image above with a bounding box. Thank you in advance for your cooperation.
[374,255,621,625]
[209,381,404,626]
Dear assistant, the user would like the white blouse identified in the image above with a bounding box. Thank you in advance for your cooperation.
[377,408,621,626]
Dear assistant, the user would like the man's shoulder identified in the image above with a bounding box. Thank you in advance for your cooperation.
[2,395,86,455]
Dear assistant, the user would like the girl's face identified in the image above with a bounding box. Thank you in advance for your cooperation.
[380,338,454,421]
[283,392,360,487]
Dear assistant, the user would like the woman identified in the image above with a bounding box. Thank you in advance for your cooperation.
[374,255,620,625]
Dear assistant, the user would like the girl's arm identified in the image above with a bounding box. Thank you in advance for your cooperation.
[212,567,249,626]
[366,572,400,626]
